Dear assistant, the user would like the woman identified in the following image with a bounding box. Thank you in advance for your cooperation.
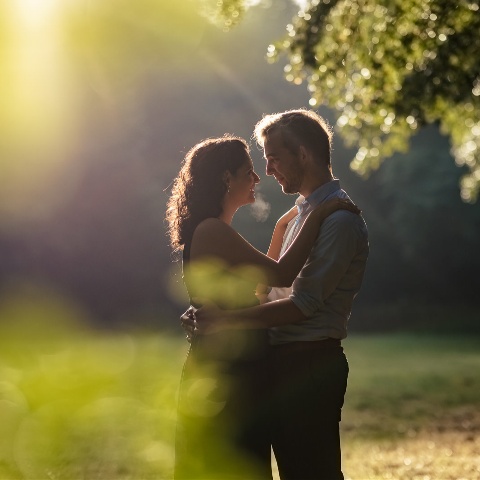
[166,135,357,479]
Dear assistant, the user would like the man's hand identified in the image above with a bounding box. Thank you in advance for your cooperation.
[180,306,197,343]
[195,300,229,335]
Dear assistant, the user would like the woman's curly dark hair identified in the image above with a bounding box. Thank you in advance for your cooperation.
[166,135,250,252]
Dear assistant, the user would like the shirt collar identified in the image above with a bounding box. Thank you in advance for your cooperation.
[305,179,341,208]
[295,179,342,216]
[296,196,307,216]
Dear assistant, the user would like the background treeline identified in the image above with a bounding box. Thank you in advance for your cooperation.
[0,1,478,333]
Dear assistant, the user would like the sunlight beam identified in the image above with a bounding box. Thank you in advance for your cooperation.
[0,0,79,225]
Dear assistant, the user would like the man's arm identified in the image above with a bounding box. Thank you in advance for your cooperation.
[289,210,366,317]
[194,297,306,334]
[194,210,366,334]
[180,307,196,342]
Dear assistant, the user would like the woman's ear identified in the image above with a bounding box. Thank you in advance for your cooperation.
[223,171,232,189]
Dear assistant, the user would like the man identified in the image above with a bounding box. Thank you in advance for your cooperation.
[187,109,369,479]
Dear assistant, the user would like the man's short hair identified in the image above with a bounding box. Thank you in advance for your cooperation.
[253,109,333,166]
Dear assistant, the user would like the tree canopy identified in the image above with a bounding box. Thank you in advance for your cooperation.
[211,0,480,202]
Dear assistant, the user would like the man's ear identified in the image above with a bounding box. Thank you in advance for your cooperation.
[298,145,309,164]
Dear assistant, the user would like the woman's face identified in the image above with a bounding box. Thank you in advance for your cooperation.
[228,156,260,206]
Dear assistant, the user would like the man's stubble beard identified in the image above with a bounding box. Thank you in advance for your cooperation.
[281,168,304,195]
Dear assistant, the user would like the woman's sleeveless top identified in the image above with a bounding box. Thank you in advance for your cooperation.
[182,238,268,365]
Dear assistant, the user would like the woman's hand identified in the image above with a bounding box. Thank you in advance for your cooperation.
[311,197,360,220]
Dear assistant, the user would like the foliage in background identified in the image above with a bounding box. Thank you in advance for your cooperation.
[358,126,480,306]
[215,0,480,202]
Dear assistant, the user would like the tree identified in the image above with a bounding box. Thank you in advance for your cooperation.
[210,0,480,202]
[364,126,480,304]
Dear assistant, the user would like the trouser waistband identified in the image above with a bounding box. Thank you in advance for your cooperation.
[271,338,341,353]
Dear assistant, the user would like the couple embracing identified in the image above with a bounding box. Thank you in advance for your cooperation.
[166,109,369,480]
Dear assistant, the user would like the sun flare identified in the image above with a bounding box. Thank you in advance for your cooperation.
[15,0,58,28]
[0,0,78,223]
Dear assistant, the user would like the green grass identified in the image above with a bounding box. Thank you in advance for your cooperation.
[340,334,480,480]
[0,328,479,479]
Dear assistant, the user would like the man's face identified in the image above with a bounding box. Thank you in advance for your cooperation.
[263,130,305,194]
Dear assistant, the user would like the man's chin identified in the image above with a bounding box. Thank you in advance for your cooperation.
[276,177,298,194]
[281,185,297,195]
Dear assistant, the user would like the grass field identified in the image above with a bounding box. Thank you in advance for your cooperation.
[340,334,480,480]
[0,326,479,480]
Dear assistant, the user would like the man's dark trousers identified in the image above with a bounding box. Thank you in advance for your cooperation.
[268,339,349,480]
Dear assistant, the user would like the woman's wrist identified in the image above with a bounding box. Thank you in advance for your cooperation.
[277,206,298,227]
[276,219,290,230]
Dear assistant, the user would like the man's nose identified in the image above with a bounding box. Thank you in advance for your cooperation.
[254,172,260,183]
[265,159,273,176]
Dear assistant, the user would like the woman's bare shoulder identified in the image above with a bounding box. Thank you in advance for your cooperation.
[191,218,239,255]
[194,217,233,236]
[192,217,274,269]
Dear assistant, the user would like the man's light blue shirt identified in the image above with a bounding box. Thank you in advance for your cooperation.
[267,180,369,345]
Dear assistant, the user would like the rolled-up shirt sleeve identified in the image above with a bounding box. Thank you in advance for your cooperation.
[290,210,365,317]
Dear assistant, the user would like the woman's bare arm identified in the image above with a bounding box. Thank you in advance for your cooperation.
[255,205,298,302]
[190,197,359,288]
[266,205,298,261]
